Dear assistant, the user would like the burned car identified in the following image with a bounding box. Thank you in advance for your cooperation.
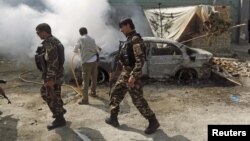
[97,37,213,83]
[71,37,213,84]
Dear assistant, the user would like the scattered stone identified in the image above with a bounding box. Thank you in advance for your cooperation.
[17,103,25,107]
[30,120,38,125]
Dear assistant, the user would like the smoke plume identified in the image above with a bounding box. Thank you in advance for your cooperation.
[0,0,123,62]
[0,0,152,63]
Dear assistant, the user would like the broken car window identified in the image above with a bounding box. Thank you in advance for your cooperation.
[151,42,182,56]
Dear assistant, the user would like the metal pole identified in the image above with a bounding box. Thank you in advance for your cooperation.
[213,0,217,5]
[248,0,250,42]
[237,0,242,44]
[158,3,163,38]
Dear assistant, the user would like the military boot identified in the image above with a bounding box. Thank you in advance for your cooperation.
[78,97,89,105]
[89,91,97,97]
[52,109,67,118]
[47,115,66,130]
[105,114,119,127]
[144,115,160,134]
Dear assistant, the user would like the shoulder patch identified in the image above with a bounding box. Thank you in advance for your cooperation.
[132,35,141,43]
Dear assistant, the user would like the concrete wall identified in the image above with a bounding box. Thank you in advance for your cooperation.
[241,0,250,42]
[191,6,232,56]
[209,0,249,43]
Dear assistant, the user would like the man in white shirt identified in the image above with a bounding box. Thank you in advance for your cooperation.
[74,27,99,104]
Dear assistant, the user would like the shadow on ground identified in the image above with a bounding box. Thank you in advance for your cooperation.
[55,122,81,141]
[55,122,106,141]
[76,127,107,141]
[119,124,190,141]
[89,95,131,115]
[0,114,19,141]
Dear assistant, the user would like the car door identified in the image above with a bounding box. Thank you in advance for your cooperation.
[148,42,183,79]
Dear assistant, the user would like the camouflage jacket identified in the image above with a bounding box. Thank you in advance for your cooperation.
[126,31,145,80]
[41,35,64,81]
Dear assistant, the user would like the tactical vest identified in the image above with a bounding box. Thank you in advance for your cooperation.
[119,40,135,67]
[119,33,144,67]
[35,36,65,72]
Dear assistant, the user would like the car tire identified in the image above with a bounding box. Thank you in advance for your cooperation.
[176,69,197,84]
[97,69,107,84]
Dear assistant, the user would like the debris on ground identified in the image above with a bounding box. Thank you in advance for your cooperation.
[212,57,250,78]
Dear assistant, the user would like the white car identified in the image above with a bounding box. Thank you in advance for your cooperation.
[98,37,213,83]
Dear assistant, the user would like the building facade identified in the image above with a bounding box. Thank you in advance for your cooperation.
[109,0,249,44]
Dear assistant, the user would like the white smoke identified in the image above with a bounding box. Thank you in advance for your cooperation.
[0,0,153,63]
[0,0,123,62]
[109,0,154,37]
[0,2,41,59]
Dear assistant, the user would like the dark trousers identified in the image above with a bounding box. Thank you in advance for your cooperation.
[40,80,66,118]
[109,69,155,119]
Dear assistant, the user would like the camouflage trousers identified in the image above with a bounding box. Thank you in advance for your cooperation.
[40,80,66,118]
[109,69,155,119]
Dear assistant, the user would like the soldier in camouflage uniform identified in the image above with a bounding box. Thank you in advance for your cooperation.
[105,18,160,134]
[36,23,66,130]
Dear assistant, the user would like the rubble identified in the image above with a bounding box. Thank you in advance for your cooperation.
[212,57,250,78]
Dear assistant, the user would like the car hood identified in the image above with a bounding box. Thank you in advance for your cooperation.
[189,47,213,57]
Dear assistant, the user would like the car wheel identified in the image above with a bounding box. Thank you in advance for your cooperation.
[176,69,197,84]
[97,69,107,84]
